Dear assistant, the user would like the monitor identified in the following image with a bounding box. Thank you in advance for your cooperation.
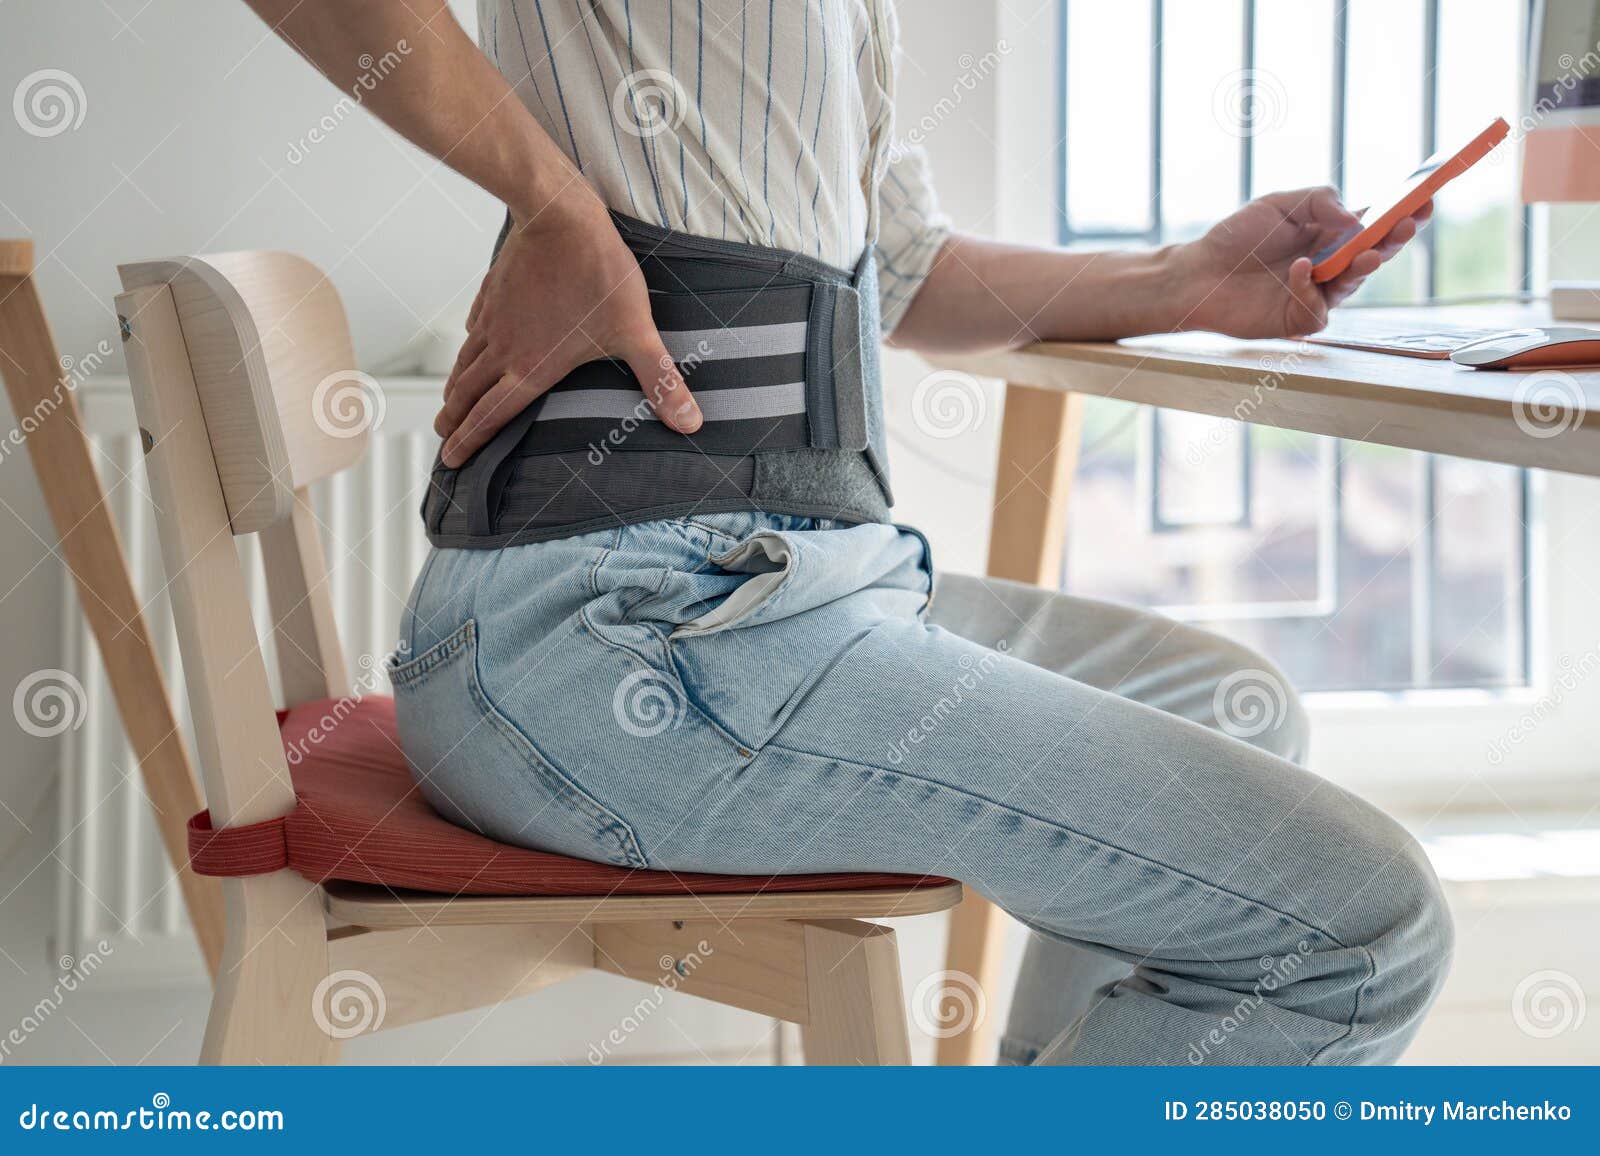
[1523,0,1600,201]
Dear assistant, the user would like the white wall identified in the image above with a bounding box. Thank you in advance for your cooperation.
[1,0,494,1063]
[0,0,495,780]
[881,2,1057,575]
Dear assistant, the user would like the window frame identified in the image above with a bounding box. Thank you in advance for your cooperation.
[1005,0,1593,803]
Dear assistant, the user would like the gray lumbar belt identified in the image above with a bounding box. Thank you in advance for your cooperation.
[422,211,893,549]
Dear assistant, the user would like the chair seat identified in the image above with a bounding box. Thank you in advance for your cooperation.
[320,877,965,927]
[187,696,956,901]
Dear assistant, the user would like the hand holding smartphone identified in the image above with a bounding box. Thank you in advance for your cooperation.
[1310,117,1510,283]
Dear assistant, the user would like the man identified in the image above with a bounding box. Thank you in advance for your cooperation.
[248,0,1450,1064]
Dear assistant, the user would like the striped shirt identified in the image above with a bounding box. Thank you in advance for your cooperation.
[479,0,951,332]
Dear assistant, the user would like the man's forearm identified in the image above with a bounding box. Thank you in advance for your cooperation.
[243,0,592,223]
[890,232,1192,354]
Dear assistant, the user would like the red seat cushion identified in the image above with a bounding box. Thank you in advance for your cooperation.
[187,696,952,898]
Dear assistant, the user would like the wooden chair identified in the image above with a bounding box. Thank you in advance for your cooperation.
[0,240,223,975]
[112,250,962,1065]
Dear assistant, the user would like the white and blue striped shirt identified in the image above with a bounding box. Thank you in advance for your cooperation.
[480,0,950,331]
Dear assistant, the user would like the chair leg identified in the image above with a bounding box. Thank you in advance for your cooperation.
[201,874,338,1064]
[800,920,912,1065]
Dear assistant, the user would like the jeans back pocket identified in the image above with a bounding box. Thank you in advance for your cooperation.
[389,619,647,869]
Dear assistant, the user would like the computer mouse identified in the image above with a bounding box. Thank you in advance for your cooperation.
[1449,326,1600,369]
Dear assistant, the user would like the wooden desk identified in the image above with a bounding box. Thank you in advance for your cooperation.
[936,304,1600,1065]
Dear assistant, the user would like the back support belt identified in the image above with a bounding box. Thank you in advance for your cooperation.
[423,212,892,548]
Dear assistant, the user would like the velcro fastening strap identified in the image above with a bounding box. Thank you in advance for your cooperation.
[187,809,291,878]
[805,281,839,448]
[828,282,870,452]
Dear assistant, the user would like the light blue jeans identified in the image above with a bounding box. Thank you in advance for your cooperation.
[391,512,1452,1064]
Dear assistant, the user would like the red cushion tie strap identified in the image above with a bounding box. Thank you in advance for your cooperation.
[183,709,295,879]
[187,809,291,877]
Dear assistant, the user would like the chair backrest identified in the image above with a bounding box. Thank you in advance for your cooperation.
[118,253,367,534]
[114,253,361,828]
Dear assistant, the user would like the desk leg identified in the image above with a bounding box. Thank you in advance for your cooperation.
[934,382,1085,1067]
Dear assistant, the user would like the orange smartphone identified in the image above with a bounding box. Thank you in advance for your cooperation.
[1310,116,1510,283]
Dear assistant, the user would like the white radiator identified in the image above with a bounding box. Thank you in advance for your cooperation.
[54,377,443,975]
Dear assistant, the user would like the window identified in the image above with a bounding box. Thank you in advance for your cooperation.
[1056,0,1533,692]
